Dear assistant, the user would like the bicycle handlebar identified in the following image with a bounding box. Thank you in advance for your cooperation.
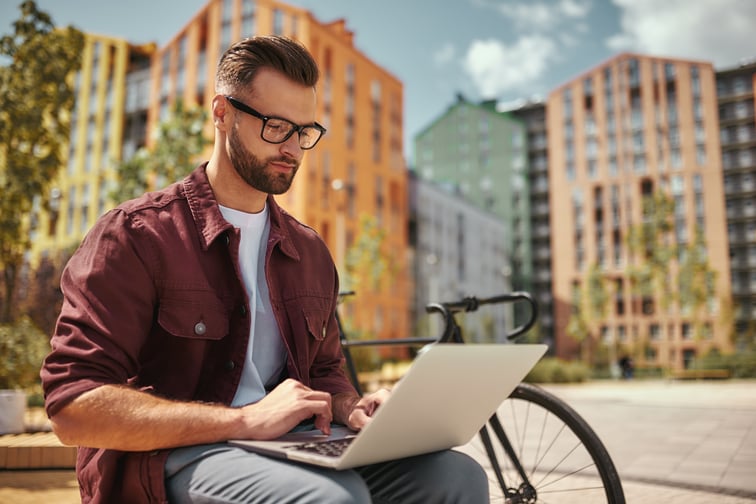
[425,291,538,342]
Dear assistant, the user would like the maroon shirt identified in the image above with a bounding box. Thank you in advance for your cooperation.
[41,164,356,503]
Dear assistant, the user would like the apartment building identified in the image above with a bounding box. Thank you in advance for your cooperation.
[509,100,555,348]
[548,53,733,370]
[409,172,512,342]
[29,34,155,263]
[413,95,532,328]
[717,60,756,344]
[31,0,410,342]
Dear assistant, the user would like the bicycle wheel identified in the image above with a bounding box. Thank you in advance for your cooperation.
[460,382,625,503]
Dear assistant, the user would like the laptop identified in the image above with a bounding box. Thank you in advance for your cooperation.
[228,343,547,470]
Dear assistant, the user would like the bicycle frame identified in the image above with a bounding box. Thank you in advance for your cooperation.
[336,291,541,499]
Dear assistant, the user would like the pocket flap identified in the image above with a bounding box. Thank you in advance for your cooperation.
[304,309,329,341]
[158,293,229,340]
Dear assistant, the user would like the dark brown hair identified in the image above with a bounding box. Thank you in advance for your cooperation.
[215,35,319,94]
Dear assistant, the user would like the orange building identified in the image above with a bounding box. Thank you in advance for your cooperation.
[30,0,409,345]
[547,53,732,371]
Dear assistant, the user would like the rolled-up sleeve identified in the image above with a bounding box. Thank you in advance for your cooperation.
[41,209,157,417]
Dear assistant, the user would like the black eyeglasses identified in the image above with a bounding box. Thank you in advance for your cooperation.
[225,96,326,150]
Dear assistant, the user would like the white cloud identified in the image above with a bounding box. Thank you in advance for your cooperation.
[608,0,756,67]
[433,42,456,66]
[463,36,557,98]
[560,0,592,18]
[493,0,592,30]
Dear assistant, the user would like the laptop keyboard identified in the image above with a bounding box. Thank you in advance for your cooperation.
[286,437,355,458]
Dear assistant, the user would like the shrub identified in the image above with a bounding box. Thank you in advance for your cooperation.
[0,316,49,392]
[524,357,590,384]
[692,349,756,379]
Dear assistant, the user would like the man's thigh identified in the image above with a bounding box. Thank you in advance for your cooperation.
[356,449,489,504]
[165,444,487,503]
[165,443,370,504]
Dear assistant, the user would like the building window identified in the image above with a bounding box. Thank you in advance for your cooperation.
[664,62,676,80]
[273,9,284,35]
[242,1,255,35]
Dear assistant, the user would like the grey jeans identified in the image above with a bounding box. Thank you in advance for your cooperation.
[164,442,489,503]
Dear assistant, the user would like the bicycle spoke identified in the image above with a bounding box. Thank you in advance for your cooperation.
[474,384,624,503]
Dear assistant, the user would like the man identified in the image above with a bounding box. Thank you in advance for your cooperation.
[41,35,488,503]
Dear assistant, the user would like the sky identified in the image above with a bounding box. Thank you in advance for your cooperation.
[2,0,756,162]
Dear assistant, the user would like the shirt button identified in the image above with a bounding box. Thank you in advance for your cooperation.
[194,322,207,335]
[240,305,247,316]
[225,360,235,371]
[224,234,230,245]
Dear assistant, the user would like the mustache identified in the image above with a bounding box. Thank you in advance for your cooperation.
[269,155,298,167]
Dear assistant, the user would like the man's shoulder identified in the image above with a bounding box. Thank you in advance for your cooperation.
[115,181,187,217]
[114,165,210,218]
[275,204,324,242]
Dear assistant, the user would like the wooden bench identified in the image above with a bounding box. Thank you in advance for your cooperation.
[0,432,76,469]
[670,368,731,380]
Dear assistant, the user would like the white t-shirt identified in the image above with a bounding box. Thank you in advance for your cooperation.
[220,204,287,406]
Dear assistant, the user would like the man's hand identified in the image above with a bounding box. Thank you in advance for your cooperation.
[346,388,391,431]
[50,379,333,451]
[240,379,333,439]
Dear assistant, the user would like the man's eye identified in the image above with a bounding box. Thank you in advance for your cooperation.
[267,121,287,132]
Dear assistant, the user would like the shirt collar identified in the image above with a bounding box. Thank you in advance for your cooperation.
[182,163,300,261]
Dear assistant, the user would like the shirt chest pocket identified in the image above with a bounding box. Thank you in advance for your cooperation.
[158,292,229,340]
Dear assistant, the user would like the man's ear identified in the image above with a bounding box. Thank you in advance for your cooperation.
[212,95,229,130]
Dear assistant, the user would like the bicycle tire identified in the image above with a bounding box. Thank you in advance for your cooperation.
[463,382,625,503]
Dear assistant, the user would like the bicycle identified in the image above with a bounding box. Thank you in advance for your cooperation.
[337,291,625,504]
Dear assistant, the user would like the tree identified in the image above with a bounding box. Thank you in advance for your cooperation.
[16,248,72,335]
[677,227,719,340]
[626,190,725,345]
[343,214,390,293]
[565,263,609,365]
[626,191,677,312]
[0,1,84,323]
[110,99,209,202]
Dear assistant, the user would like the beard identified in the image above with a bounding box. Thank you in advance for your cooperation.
[228,124,299,195]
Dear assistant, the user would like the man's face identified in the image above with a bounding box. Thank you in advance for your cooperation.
[225,68,318,195]
[227,123,298,195]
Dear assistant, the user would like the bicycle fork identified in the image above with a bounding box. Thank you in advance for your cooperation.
[479,415,537,503]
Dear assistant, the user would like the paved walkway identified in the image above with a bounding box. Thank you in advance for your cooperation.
[535,379,756,501]
[1,379,754,503]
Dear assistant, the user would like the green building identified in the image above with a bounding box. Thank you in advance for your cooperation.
[413,94,533,311]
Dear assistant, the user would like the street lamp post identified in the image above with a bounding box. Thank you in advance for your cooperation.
[331,179,346,277]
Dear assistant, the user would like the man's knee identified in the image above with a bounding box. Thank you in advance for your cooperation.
[426,450,489,502]
[358,449,489,503]
[165,444,372,503]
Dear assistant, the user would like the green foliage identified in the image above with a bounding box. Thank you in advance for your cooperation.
[677,227,716,320]
[0,316,48,390]
[586,262,609,320]
[523,357,590,384]
[691,348,756,379]
[626,192,677,307]
[0,1,84,323]
[110,99,209,202]
[343,214,389,293]
[624,190,728,343]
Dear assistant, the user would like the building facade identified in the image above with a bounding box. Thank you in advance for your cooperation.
[717,60,756,345]
[409,172,512,342]
[413,95,532,326]
[29,35,155,262]
[510,101,555,348]
[31,0,410,343]
[548,53,733,370]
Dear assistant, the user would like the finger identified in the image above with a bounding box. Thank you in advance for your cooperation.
[348,407,372,431]
[311,404,332,435]
[314,413,331,435]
